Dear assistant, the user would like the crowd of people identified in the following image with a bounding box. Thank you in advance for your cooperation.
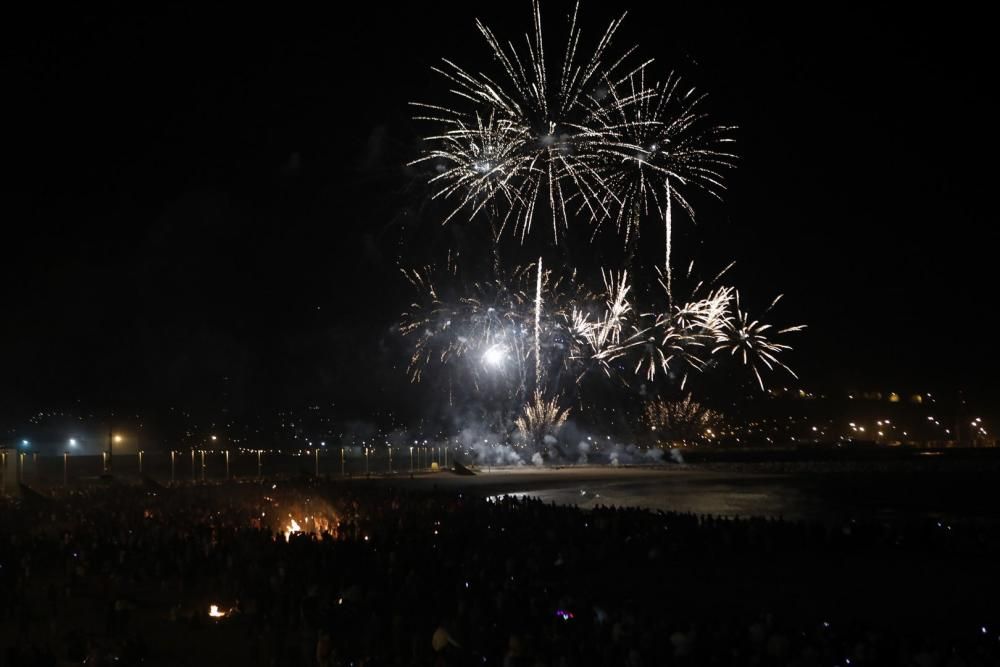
[1,476,999,666]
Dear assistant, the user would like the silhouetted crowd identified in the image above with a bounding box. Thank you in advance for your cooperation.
[2,478,999,666]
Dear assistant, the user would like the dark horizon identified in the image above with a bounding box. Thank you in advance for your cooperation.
[2,3,994,425]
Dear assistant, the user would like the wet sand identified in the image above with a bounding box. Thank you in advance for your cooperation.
[392,464,1000,521]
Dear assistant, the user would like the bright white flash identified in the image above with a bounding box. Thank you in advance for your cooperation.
[482,345,506,367]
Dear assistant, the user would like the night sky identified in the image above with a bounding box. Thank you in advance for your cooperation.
[2,4,994,423]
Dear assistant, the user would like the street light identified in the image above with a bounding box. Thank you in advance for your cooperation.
[106,432,123,474]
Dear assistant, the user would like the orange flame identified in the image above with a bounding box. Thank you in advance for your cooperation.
[283,517,302,541]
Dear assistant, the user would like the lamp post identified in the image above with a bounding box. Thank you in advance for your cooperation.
[409,446,413,473]
[65,438,77,487]
[106,430,122,475]
[171,450,176,484]
[207,436,216,481]
[15,440,29,484]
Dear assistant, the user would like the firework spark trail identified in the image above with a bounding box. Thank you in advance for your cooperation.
[398,267,441,383]
[587,269,632,352]
[665,179,672,303]
[535,256,543,390]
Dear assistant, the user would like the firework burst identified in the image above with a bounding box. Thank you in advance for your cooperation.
[410,112,530,232]
[644,394,723,444]
[590,68,736,300]
[630,266,733,385]
[412,1,644,241]
[400,5,805,435]
[711,293,806,390]
[399,264,532,390]
[413,3,735,282]
[515,390,571,445]
[565,269,640,380]
[401,258,804,397]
